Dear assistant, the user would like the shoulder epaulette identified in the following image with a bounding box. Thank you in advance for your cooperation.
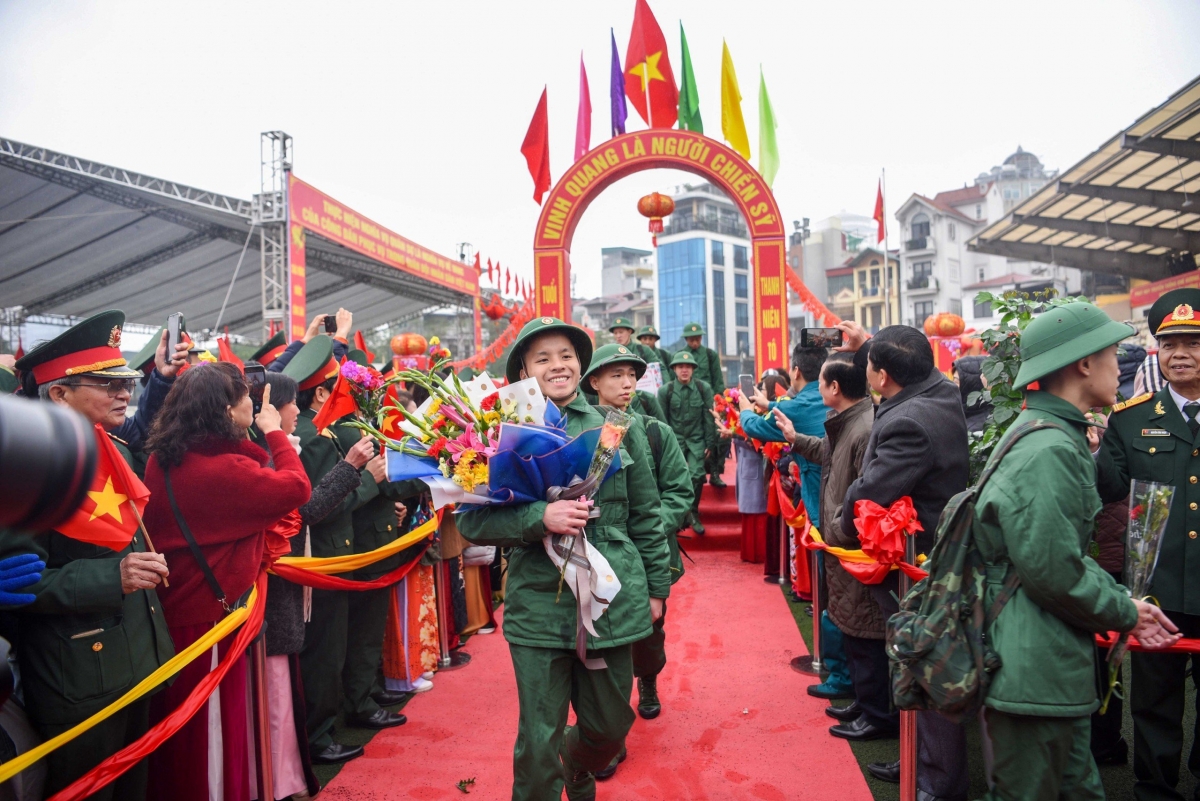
[106,432,129,446]
[1112,393,1154,413]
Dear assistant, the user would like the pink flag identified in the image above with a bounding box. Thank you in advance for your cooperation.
[575,54,592,161]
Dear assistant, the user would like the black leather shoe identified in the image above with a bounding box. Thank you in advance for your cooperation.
[310,743,364,764]
[806,683,855,701]
[763,575,780,584]
[349,709,407,729]
[829,716,897,742]
[825,702,861,722]
[372,689,408,706]
[594,747,627,781]
[867,759,900,783]
[1092,737,1128,766]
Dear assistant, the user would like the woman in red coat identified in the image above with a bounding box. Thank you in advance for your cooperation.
[142,362,311,801]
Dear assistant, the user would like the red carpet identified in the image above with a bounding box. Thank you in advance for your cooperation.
[322,467,872,800]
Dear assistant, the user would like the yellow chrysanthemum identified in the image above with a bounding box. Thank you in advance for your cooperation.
[428,398,443,414]
[453,454,478,491]
[483,411,501,427]
[430,336,441,346]
[472,462,489,486]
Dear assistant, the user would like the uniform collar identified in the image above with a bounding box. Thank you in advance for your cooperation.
[1148,386,1196,444]
[1023,390,1091,430]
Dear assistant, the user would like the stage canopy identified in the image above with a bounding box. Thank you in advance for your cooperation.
[970,76,1200,283]
[0,138,475,340]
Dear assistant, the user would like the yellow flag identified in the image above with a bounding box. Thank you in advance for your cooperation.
[720,40,750,160]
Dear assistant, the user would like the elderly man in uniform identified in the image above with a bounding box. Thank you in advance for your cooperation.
[679,322,728,487]
[1096,287,1200,800]
[5,310,186,800]
[660,350,718,535]
[637,325,673,367]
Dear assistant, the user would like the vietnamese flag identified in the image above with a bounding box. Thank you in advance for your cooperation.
[353,330,376,363]
[520,87,551,205]
[873,180,886,243]
[216,336,244,373]
[380,383,405,438]
[56,425,149,551]
[624,0,678,129]
[312,367,359,432]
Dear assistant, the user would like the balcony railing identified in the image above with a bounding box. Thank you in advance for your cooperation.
[662,215,749,239]
[905,237,928,250]
[859,286,880,297]
[907,274,937,291]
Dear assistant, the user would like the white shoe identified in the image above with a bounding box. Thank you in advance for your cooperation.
[477,625,496,634]
[421,671,435,681]
[412,677,434,693]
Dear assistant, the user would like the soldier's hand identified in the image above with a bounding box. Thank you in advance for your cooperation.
[1085,412,1107,454]
[543,500,591,535]
[120,552,169,594]
[649,597,664,623]
[834,321,869,353]
[365,454,387,483]
[1131,599,1182,649]
[155,328,189,378]
[773,407,797,442]
[345,437,376,469]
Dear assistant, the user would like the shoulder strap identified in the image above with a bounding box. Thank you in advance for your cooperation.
[164,467,229,611]
[646,419,663,464]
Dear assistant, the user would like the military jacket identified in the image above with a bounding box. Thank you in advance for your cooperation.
[456,393,670,650]
[628,341,661,367]
[1097,386,1200,615]
[685,345,725,394]
[630,390,666,424]
[640,414,692,583]
[976,393,1137,717]
[653,346,673,367]
[658,378,718,456]
[3,436,174,727]
[296,409,379,558]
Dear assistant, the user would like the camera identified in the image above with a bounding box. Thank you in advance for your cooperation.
[0,395,98,531]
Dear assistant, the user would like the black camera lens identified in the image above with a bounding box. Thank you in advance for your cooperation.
[0,395,97,532]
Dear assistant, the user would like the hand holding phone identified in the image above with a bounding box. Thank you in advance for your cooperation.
[167,313,186,355]
[738,374,755,399]
[323,315,337,335]
[801,327,843,348]
[245,365,267,415]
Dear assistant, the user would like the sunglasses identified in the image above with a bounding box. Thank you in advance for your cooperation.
[62,379,137,397]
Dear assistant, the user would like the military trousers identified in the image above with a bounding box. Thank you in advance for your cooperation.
[508,642,635,801]
[981,709,1104,801]
[632,601,667,679]
[1130,611,1200,800]
[705,436,730,479]
[42,696,151,800]
[300,587,349,752]
[343,585,390,720]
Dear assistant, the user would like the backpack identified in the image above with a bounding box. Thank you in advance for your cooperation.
[886,419,1064,722]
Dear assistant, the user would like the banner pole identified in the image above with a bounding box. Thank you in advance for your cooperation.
[899,533,918,801]
[777,515,789,587]
[250,634,274,801]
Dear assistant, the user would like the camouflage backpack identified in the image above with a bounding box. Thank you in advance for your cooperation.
[886,420,1065,722]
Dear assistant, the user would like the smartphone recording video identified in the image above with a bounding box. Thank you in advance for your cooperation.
[323,315,337,334]
[245,365,267,415]
[800,327,843,348]
[738,374,754,399]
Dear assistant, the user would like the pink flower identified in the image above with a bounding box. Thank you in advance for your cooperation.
[446,428,496,461]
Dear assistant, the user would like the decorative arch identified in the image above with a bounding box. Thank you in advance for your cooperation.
[533,130,803,374]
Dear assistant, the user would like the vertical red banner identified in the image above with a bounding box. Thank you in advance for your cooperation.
[753,239,788,376]
[289,224,307,342]
[535,251,568,320]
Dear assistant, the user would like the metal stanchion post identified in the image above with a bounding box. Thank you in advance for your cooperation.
[777,516,790,586]
[433,558,471,670]
[250,635,274,801]
[899,537,918,801]
[791,546,823,676]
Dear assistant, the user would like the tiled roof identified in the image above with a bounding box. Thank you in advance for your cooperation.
[933,183,991,209]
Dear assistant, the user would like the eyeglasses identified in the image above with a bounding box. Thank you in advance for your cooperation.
[61,379,137,397]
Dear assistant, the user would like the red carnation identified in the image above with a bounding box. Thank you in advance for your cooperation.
[480,392,499,411]
[427,436,449,458]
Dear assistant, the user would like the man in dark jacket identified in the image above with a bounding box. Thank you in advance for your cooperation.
[839,323,971,801]
[951,356,992,433]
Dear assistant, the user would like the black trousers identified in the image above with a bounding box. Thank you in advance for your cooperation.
[1090,569,1125,759]
[42,696,151,800]
[1131,611,1200,800]
[842,632,898,730]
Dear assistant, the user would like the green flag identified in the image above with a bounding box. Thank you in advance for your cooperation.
[758,67,779,186]
[678,23,703,133]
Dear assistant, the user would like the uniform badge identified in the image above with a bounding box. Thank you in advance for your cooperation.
[541,317,553,324]
[107,326,122,348]
[1155,401,1166,415]
[617,346,628,354]
[1173,303,1195,321]
[1142,429,1170,437]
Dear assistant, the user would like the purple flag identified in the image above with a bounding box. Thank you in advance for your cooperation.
[610,28,627,136]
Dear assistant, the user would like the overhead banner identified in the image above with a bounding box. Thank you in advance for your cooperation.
[1130,269,1200,308]
[288,175,479,297]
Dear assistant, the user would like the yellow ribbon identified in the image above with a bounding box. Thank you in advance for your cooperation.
[0,586,259,783]
[806,526,881,565]
[270,514,437,575]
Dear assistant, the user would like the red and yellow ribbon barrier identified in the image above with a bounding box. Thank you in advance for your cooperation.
[269,511,439,589]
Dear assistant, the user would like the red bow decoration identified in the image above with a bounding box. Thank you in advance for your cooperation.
[261,509,302,570]
[853,496,923,566]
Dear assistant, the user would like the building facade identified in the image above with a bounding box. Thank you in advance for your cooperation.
[601,246,653,297]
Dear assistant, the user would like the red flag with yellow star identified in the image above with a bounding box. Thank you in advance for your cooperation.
[56,425,149,551]
[624,0,678,129]
[380,383,405,439]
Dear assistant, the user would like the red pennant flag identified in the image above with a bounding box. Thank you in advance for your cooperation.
[353,331,376,363]
[472,251,481,276]
[487,258,494,283]
[505,268,511,296]
[521,87,551,205]
[15,335,24,361]
[216,337,244,373]
[311,367,359,432]
[57,425,149,551]
[624,0,678,129]
[873,180,886,244]
[575,54,592,161]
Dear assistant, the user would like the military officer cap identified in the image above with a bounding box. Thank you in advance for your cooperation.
[1148,288,1200,338]
[506,316,594,384]
[130,326,164,374]
[249,331,288,366]
[1014,302,1134,389]
[15,309,141,386]
[669,350,699,368]
[583,343,647,382]
[609,317,636,333]
[682,322,705,337]
[345,348,369,366]
[380,360,396,379]
[282,335,340,391]
[636,325,661,341]
[0,366,17,394]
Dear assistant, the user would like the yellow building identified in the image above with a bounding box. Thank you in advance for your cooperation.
[844,249,900,333]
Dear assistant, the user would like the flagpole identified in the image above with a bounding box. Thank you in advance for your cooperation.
[127,499,169,588]
[882,168,893,327]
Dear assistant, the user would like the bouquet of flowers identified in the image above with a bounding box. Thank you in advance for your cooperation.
[712,388,744,439]
[312,359,391,435]
[1100,479,1175,713]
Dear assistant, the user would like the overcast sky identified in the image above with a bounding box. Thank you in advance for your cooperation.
[2,1,1199,304]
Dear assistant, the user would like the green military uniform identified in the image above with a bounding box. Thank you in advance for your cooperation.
[7,311,174,800]
[636,325,673,368]
[457,319,671,801]
[629,389,665,423]
[680,322,728,483]
[609,317,660,366]
[974,303,1139,800]
[1095,289,1200,799]
[659,350,717,531]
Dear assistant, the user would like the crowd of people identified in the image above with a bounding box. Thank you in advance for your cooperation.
[2,286,1200,801]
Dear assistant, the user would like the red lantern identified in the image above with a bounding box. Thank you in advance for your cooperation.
[482,292,510,321]
[391,333,427,356]
[637,192,675,246]
[923,313,965,338]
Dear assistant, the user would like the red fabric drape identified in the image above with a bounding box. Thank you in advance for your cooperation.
[270,542,428,591]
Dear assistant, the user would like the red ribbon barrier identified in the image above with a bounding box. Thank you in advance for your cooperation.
[270,543,428,590]
[1096,631,1200,653]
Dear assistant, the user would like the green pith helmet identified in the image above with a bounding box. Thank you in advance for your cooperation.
[682,322,705,338]
[505,316,594,384]
[250,331,288,365]
[609,317,636,333]
[670,350,699,368]
[15,309,141,383]
[0,366,17,395]
[1014,302,1135,389]
[282,335,339,391]
[1148,288,1200,338]
[345,349,369,366]
[130,326,165,373]
[636,325,661,341]
[582,343,647,383]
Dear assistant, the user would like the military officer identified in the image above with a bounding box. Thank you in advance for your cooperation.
[250,330,289,369]
[659,350,718,535]
[583,344,692,782]
[456,317,670,801]
[1096,288,1200,800]
[609,317,659,366]
[7,310,184,800]
[636,325,673,367]
[679,322,728,487]
[283,337,397,766]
